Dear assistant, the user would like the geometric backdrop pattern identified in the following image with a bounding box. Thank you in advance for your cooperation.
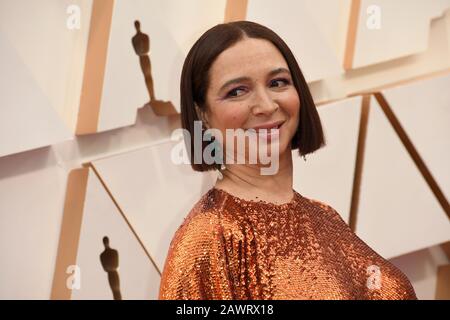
[0,0,449,299]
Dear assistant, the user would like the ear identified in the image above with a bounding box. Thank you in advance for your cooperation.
[195,103,210,128]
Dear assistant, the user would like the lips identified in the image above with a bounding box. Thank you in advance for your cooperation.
[249,120,285,132]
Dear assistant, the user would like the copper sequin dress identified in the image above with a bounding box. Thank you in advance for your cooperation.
[159,187,417,300]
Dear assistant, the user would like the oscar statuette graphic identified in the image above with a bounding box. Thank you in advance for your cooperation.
[132,20,156,102]
[131,20,177,116]
[100,236,122,300]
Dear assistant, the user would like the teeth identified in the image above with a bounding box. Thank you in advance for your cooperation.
[249,123,282,132]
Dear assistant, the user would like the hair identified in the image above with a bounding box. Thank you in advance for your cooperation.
[180,20,325,172]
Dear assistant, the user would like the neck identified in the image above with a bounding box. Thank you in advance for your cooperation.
[215,149,294,203]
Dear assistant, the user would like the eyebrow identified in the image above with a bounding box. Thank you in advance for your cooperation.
[218,67,291,92]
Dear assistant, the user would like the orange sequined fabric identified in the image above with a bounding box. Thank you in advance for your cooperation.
[159,188,417,300]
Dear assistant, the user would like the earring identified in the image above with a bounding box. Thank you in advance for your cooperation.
[217,164,226,180]
[302,154,307,162]
[211,135,224,167]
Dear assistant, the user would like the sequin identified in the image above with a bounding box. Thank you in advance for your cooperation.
[159,188,417,300]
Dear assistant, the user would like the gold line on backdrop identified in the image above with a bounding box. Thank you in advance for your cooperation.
[51,168,89,300]
[225,0,248,22]
[348,94,371,232]
[88,163,162,275]
[51,163,162,300]
[374,92,450,220]
[76,0,115,135]
[343,0,361,70]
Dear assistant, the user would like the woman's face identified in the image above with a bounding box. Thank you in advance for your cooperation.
[204,37,300,165]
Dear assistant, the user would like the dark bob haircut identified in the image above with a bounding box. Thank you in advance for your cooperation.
[180,20,325,172]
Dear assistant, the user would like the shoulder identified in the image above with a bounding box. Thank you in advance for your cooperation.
[299,195,417,299]
[163,188,241,269]
[159,189,238,299]
[170,188,238,246]
[298,194,349,227]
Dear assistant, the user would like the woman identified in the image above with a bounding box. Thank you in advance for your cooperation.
[159,21,417,300]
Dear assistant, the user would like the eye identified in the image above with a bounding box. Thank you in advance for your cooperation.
[270,78,291,88]
[225,86,247,98]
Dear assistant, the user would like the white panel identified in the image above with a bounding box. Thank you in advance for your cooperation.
[0,0,91,131]
[389,245,449,300]
[293,96,362,223]
[446,7,450,51]
[303,0,352,63]
[382,73,450,200]
[92,140,216,271]
[97,0,226,132]
[245,0,343,83]
[356,95,450,259]
[0,148,67,299]
[52,107,180,170]
[72,169,160,300]
[0,33,72,157]
[353,0,450,68]
[311,10,450,104]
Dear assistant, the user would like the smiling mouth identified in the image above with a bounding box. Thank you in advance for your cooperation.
[248,120,285,133]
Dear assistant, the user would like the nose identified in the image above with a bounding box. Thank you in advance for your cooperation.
[250,87,279,115]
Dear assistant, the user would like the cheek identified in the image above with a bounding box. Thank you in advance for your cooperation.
[211,103,250,129]
[280,90,300,122]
